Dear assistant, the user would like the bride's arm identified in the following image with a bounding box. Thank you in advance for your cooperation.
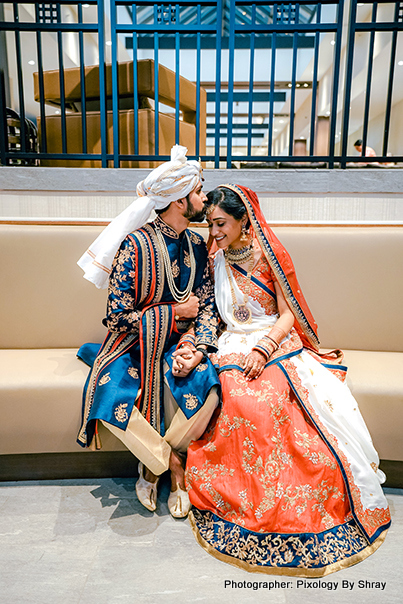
[244,282,295,380]
[271,281,295,339]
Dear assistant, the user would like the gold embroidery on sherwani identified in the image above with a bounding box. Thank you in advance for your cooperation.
[171,259,180,278]
[184,250,191,268]
[184,394,198,410]
[114,403,129,423]
[99,373,111,386]
[77,332,137,445]
[128,367,139,380]
[189,231,202,245]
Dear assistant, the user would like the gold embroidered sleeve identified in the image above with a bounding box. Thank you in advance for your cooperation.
[194,260,218,351]
[103,237,141,335]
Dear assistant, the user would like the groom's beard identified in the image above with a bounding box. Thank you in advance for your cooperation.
[184,199,206,223]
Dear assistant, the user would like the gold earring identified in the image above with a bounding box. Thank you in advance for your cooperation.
[240,223,248,242]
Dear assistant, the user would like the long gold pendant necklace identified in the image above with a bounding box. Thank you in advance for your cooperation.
[155,226,196,303]
[224,252,254,324]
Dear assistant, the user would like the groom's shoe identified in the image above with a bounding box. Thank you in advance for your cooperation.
[135,462,159,512]
[168,483,191,518]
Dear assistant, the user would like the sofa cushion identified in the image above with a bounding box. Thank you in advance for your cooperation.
[1,348,401,461]
[0,349,125,455]
[343,349,403,461]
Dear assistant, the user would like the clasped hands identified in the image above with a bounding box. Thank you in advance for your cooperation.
[172,293,266,380]
[172,345,204,378]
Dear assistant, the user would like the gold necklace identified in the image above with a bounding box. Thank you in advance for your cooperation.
[224,242,253,266]
[225,254,254,324]
[155,226,196,303]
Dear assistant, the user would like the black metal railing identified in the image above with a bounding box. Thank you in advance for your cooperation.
[0,0,402,168]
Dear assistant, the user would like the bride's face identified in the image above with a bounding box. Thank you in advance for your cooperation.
[207,206,246,249]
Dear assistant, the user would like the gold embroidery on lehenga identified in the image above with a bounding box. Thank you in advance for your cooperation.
[218,414,257,438]
[191,507,374,571]
[280,358,391,536]
[294,429,337,470]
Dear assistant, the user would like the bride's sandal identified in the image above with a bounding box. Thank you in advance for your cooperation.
[135,462,159,512]
[168,483,191,518]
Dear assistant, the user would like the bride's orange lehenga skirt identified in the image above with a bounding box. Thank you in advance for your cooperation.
[185,365,388,576]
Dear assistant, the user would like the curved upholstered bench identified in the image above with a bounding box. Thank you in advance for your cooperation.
[0,223,402,483]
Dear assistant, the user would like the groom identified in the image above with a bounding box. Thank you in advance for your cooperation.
[76,146,219,518]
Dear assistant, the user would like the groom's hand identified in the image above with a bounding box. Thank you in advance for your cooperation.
[173,294,200,319]
[171,345,204,378]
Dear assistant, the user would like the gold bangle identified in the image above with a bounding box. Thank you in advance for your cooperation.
[264,335,279,350]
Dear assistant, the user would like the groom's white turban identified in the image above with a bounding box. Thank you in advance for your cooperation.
[77,145,203,289]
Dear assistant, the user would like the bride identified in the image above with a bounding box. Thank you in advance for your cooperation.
[177,184,390,576]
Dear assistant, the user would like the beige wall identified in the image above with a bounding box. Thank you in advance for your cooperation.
[1,189,402,224]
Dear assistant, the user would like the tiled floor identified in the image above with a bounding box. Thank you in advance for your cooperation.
[0,477,401,604]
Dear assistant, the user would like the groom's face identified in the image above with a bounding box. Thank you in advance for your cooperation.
[184,181,208,223]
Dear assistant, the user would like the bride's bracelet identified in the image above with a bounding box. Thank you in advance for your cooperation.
[253,336,278,361]
[176,332,196,350]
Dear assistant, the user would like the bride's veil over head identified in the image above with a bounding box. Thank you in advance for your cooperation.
[208,184,320,351]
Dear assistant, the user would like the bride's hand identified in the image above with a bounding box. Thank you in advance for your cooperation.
[243,350,266,380]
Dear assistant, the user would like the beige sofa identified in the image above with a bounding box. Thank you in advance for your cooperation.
[0,223,402,483]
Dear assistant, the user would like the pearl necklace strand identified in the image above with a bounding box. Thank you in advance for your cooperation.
[154,225,196,303]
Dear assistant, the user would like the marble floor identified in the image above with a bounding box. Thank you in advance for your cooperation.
[0,477,401,604]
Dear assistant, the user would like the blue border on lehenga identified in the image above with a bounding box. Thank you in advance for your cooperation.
[192,508,372,569]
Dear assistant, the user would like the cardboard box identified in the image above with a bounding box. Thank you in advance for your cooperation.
[38,108,198,168]
[34,59,206,167]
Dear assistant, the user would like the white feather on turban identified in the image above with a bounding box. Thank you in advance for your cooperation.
[77,145,203,289]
